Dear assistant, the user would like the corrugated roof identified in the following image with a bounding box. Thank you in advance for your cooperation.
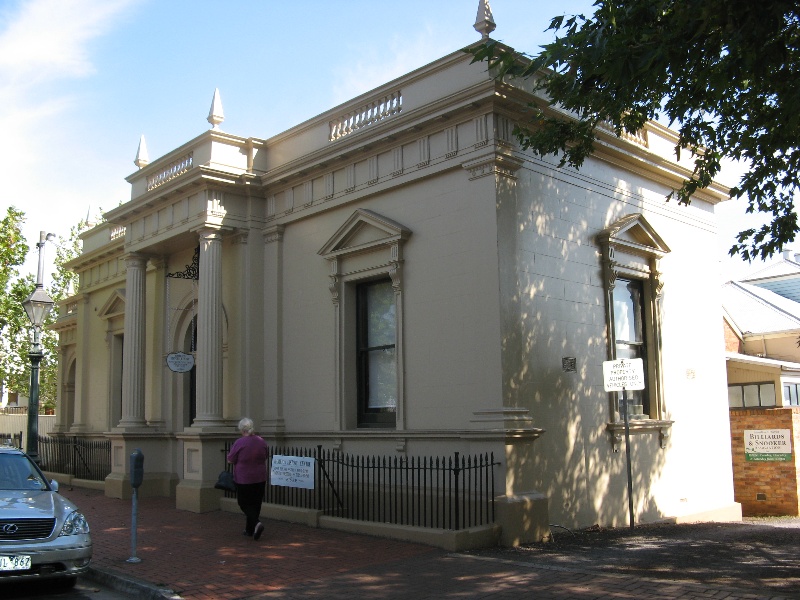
[743,259,800,280]
[721,280,800,335]
[740,254,800,304]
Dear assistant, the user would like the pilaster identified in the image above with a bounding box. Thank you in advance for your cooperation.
[117,254,149,430]
[191,227,226,430]
[261,225,285,434]
[68,294,90,433]
[147,257,168,429]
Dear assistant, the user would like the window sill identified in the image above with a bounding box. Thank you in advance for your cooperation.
[606,420,673,452]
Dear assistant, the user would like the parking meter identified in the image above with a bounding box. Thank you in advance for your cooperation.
[128,449,144,563]
[130,449,144,489]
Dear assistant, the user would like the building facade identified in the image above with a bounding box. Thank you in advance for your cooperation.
[52,7,740,544]
[723,253,800,515]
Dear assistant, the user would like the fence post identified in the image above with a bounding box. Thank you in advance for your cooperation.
[453,452,460,531]
[316,445,322,511]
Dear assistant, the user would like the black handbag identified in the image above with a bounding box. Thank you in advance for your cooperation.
[214,470,235,492]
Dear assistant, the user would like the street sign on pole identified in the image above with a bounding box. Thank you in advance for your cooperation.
[603,358,645,391]
[603,357,645,530]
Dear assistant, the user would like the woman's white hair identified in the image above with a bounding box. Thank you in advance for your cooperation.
[237,417,254,434]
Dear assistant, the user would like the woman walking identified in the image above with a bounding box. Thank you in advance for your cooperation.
[227,417,268,540]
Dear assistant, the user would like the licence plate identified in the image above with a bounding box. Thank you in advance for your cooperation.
[0,555,31,571]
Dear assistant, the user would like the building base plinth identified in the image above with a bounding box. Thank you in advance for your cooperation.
[495,491,550,546]
[176,479,223,513]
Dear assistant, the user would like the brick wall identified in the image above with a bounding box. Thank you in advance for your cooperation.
[723,319,742,353]
[729,407,800,516]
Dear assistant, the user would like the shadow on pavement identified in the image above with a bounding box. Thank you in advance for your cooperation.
[468,520,800,598]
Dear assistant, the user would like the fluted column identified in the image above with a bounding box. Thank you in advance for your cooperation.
[192,227,225,428]
[118,254,148,428]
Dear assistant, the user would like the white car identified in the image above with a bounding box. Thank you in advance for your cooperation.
[0,446,92,588]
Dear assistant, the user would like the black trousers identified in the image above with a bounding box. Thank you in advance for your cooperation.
[236,481,266,535]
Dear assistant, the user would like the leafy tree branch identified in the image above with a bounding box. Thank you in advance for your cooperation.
[467,0,799,261]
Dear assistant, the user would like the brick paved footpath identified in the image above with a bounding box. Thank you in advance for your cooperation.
[62,487,789,600]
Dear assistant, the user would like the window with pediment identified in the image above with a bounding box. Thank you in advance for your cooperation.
[319,209,411,429]
[598,214,673,449]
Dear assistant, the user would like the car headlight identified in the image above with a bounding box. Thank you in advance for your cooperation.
[59,511,90,536]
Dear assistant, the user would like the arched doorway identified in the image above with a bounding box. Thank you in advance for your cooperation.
[183,315,197,428]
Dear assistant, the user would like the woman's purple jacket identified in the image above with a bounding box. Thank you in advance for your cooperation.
[227,434,268,484]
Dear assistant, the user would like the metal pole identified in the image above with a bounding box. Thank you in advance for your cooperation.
[26,349,43,464]
[25,233,49,466]
[621,388,635,529]
[127,488,141,563]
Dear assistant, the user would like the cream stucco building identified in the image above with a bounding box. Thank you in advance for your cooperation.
[53,2,740,545]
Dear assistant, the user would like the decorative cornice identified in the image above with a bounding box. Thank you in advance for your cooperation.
[263,224,285,244]
[461,151,524,180]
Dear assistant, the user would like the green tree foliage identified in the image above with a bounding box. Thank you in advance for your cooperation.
[467,0,799,261]
[0,207,34,406]
[37,216,95,408]
[0,208,93,411]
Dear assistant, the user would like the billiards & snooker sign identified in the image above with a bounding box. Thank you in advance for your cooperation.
[744,429,792,462]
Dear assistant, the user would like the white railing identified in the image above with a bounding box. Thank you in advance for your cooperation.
[597,121,648,147]
[329,91,403,141]
[147,153,194,191]
[110,225,126,241]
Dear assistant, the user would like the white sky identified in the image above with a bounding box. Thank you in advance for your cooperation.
[0,0,775,283]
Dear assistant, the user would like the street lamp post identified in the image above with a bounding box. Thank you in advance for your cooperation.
[22,231,55,464]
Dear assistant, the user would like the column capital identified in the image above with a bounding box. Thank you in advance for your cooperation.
[148,255,169,270]
[193,225,231,242]
[264,224,285,244]
[122,252,149,267]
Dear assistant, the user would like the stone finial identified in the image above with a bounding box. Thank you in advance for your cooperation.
[134,134,149,169]
[474,0,496,40]
[207,88,224,130]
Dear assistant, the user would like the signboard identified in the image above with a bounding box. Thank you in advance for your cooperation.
[744,429,792,462]
[270,455,315,489]
[166,352,194,373]
[602,358,645,392]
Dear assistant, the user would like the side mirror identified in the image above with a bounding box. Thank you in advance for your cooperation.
[50,479,59,492]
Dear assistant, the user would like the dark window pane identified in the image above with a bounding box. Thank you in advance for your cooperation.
[366,281,396,347]
[367,347,397,409]
[613,278,648,417]
[613,280,643,343]
[357,279,397,426]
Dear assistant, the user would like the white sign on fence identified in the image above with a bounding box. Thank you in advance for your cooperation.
[602,358,645,392]
[270,455,315,489]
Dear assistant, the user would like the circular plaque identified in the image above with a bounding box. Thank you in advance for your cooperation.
[166,352,194,373]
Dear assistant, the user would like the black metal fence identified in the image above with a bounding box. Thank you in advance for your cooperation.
[222,443,498,531]
[37,435,111,482]
[0,431,22,448]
